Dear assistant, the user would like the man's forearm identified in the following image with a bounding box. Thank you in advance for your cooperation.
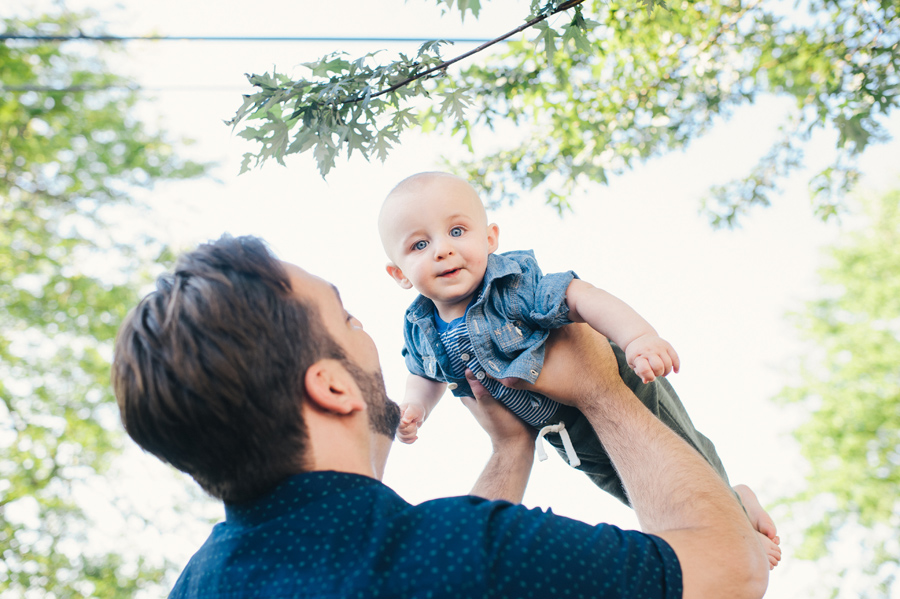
[581,381,768,599]
[530,324,769,599]
[470,437,534,503]
[581,383,735,532]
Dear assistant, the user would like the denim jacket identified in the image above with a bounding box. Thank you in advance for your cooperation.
[401,250,578,398]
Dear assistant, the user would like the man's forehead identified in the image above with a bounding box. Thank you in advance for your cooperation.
[281,261,341,305]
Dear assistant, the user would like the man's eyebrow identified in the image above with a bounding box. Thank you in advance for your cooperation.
[331,284,343,306]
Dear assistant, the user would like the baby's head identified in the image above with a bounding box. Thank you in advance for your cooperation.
[378,172,499,319]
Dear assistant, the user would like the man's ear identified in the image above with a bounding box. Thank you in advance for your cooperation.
[487,223,500,254]
[385,263,413,290]
[304,360,366,415]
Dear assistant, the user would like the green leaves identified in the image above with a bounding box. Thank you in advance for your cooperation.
[228,41,453,177]
[439,86,474,123]
[561,7,599,55]
[433,0,483,21]
[1,9,208,597]
[533,20,559,63]
[230,0,898,226]
[776,188,900,596]
[457,0,900,222]
[226,3,592,179]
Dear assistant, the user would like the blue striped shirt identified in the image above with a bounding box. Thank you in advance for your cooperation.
[436,313,560,427]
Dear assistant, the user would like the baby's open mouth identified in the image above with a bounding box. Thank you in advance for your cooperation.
[439,268,461,277]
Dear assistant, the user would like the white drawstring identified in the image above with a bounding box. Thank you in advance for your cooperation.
[536,421,581,467]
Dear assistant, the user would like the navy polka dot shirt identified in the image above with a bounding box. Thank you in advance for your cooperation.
[169,471,682,598]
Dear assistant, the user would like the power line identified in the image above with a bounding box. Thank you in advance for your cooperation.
[0,33,504,94]
[1,84,248,93]
[0,33,506,94]
[0,34,494,43]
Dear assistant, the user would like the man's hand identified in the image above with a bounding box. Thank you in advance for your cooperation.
[624,333,680,384]
[502,323,618,411]
[397,402,426,443]
[460,370,536,453]
[463,370,536,503]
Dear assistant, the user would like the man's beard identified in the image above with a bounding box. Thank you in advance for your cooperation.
[341,360,401,438]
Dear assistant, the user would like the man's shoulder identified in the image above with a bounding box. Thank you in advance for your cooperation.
[168,488,682,599]
[411,494,551,527]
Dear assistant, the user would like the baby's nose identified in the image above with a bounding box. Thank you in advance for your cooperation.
[432,239,454,258]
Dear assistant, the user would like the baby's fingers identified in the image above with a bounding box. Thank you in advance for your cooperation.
[669,348,681,374]
[397,419,419,438]
[632,356,656,384]
[655,352,674,377]
[396,426,419,444]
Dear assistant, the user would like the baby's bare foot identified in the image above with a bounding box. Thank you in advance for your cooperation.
[734,484,777,538]
[734,484,781,568]
[757,531,782,569]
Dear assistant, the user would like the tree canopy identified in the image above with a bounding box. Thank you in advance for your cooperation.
[1,10,206,597]
[777,187,900,598]
[229,0,899,226]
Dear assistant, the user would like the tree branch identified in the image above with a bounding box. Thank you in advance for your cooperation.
[364,0,586,102]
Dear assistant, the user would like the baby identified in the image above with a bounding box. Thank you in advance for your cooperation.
[378,172,780,565]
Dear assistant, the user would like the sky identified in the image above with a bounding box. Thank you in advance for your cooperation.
[10,0,900,597]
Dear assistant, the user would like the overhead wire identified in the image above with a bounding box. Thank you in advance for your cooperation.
[0,33,498,93]
[0,34,493,43]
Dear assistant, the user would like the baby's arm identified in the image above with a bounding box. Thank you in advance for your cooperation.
[565,279,680,383]
[397,374,446,444]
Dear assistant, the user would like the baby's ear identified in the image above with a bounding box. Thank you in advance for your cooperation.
[487,223,500,254]
[385,263,413,290]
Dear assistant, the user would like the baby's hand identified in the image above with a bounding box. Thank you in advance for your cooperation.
[397,402,427,444]
[625,334,680,384]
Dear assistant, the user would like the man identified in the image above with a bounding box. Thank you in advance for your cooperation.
[112,235,770,598]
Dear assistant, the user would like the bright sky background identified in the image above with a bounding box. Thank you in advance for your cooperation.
[12,0,900,596]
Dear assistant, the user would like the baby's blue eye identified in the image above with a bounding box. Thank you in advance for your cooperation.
[450,227,463,237]
[414,240,428,251]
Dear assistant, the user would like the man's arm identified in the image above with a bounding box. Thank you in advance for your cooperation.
[461,374,537,504]
[521,324,769,599]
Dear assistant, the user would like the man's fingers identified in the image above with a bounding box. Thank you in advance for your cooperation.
[464,370,495,401]
[497,376,526,390]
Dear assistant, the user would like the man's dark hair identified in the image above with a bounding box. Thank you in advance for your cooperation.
[112,235,343,503]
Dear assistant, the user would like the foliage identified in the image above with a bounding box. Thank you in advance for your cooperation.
[230,0,899,227]
[777,187,900,597]
[226,1,604,177]
[1,10,207,597]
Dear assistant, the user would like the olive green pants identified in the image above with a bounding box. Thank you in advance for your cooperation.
[542,341,729,506]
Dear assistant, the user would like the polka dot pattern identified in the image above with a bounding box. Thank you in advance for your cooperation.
[169,472,682,598]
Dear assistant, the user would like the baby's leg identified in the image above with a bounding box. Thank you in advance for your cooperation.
[734,484,781,569]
